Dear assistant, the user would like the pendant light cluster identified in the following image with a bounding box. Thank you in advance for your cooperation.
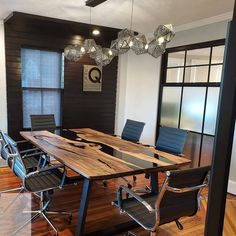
[64,1,175,66]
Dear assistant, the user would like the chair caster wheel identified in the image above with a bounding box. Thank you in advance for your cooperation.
[145,186,151,192]
[175,220,183,230]
[133,176,137,182]
[68,215,72,225]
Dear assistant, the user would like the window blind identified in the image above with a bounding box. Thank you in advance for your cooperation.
[21,48,63,128]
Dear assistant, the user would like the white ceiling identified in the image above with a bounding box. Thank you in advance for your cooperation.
[0,0,234,33]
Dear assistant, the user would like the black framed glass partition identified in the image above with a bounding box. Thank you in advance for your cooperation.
[157,39,225,167]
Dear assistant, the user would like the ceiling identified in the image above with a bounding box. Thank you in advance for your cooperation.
[0,0,234,33]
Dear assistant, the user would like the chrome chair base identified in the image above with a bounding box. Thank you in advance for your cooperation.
[0,186,24,196]
[125,231,156,236]
[0,186,25,213]
[125,231,137,236]
[11,200,72,236]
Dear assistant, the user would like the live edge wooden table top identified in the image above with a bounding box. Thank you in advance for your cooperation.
[20,128,190,236]
[20,128,190,180]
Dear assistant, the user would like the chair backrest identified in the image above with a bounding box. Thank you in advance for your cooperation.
[31,114,56,133]
[156,126,187,155]
[121,119,145,143]
[159,166,210,225]
[2,133,27,179]
[0,131,11,161]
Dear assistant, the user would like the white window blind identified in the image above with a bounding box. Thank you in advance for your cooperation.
[21,48,63,128]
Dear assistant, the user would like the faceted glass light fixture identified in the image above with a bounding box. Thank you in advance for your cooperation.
[131,34,148,55]
[147,39,166,58]
[89,45,102,59]
[64,45,85,62]
[111,28,134,54]
[154,24,175,44]
[94,48,114,66]
[83,39,99,53]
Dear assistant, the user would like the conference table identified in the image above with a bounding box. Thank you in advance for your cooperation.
[20,128,191,236]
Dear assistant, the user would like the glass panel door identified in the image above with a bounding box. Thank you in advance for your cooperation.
[157,40,225,167]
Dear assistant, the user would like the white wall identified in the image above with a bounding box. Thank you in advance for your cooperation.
[0,21,7,133]
[168,20,229,48]
[115,51,161,145]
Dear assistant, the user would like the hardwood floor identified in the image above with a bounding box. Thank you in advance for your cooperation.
[0,167,235,236]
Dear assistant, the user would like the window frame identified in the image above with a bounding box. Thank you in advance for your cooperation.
[156,39,225,167]
[21,47,64,131]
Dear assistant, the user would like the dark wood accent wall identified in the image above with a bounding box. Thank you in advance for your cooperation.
[4,12,119,139]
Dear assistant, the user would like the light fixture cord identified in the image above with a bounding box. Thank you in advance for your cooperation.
[130,0,134,30]
[89,7,92,38]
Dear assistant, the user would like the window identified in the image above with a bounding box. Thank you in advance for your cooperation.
[21,48,64,129]
[158,40,225,167]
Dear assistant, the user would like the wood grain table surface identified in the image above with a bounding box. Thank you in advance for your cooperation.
[20,129,190,180]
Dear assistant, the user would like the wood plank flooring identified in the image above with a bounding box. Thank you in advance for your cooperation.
[0,167,235,236]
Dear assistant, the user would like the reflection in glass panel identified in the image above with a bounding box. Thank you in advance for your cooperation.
[184,66,209,83]
[182,132,201,167]
[211,45,225,64]
[167,51,185,67]
[204,87,220,135]
[186,48,210,66]
[200,135,214,166]
[160,87,182,128]
[180,87,206,132]
[166,68,184,83]
[209,65,222,82]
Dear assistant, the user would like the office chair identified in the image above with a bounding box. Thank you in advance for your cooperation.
[0,131,47,196]
[30,114,56,133]
[156,126,188,155]
[113,166,210,236]
[141,126,188,193]
[103,119,145,188]
[121,119,145,143]
[3,132,75,236]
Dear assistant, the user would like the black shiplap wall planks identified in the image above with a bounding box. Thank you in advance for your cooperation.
[4,12,119,138]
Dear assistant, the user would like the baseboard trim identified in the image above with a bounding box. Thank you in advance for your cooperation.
[228,179,236,195]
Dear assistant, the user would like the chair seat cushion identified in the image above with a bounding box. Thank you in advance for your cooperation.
[113,192,198,230]
[25,168,64,192]
[22,156,39,170]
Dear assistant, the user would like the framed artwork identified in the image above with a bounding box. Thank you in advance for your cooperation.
[83,65,102,92]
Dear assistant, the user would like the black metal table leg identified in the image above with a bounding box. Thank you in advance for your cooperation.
[75,178,92,236]
[150,172,159,193]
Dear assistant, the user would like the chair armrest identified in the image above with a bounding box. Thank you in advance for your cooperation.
[117,185,156,213]
[166,183,208,193]
[26,164,65,177]
[22,151,45,159]
[20,147,41,154]
[16,140,29,144]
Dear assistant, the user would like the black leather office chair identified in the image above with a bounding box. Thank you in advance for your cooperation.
[3,132,75,236]
[121,119,145,143]
[30,114,56,133]
[102,119,145,188]
[113,166,210,236]
[0,131,46,196]
[156,126,188,155]
[141,126,188,193]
